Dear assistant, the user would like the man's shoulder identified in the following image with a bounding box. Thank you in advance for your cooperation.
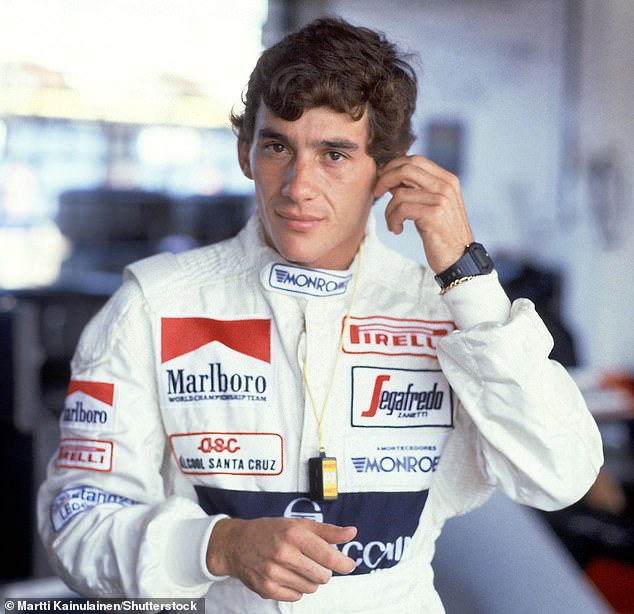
[125,233,251,298]
[367,235,437,299]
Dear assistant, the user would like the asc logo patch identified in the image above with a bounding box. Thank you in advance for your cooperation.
[351,366,453,428]
[160,316,272,409]
[170,432,284,475]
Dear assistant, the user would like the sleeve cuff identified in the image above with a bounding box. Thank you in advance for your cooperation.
[441,271,511,330]
[166,514,230,586]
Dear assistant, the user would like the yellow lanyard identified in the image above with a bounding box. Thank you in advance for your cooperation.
[302,243,363,453]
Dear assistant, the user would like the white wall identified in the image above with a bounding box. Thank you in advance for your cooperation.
[326,0,567,251]
[278,0,634,370]
[560,0,634,369]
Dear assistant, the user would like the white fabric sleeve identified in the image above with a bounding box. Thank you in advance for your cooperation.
[36,279,230,597]
[440,271,511,329]
[165,515,230,586]
[437,279,603,511]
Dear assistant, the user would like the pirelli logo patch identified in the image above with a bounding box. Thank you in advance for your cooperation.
[343,316,454,358]
[55,438,114,472]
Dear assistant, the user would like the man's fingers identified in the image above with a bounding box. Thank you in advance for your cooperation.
[207,517,358,602]
[313,522,358,545]
[256,522,357,599]
[375,155,460,199]
[375,154,473,268]
[247,568,311,602]
[299,523,358,576]
[384,189,447,234]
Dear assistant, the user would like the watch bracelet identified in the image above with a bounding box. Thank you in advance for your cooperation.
[439,275,475,295]
[434,242,494,289]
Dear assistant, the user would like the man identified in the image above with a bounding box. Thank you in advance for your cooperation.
[38,17,602,613]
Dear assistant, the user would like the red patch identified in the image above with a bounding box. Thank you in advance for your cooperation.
[56,438,114,472]
[161,317,271,364]
[66,381,114,406]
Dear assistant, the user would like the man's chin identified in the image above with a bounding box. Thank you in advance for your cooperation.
[279,251,321,269]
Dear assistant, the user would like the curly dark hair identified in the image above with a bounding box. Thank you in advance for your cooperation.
[231,17,418,166]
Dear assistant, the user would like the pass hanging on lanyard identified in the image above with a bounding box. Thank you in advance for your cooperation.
[309,451,338,501]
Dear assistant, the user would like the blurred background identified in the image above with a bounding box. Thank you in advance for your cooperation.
[1,0,633,612]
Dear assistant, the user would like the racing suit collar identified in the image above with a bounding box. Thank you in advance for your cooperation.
[241,213,375,300]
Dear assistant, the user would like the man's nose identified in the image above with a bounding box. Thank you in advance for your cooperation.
[281,158,317,201]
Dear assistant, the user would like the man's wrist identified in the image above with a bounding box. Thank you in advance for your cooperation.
[440,271,511,329]
[206,516,237,578]
[434,243,495,291]
[165,515,228,587]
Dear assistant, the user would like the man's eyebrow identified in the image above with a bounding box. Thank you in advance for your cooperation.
[320,139,360,150]
[256,128,360,151]
[257,128,287,141]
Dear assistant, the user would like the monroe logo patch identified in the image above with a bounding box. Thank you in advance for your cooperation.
[344,432,450,491]
[265,263,352,297]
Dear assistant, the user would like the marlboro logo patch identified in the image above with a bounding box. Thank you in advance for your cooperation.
[62,380,115,431]
[159,317,273,409]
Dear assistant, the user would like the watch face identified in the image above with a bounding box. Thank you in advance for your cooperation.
[435,242,494,288]
[469,243,494,273]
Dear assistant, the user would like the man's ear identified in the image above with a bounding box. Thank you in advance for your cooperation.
[237,139,253,179]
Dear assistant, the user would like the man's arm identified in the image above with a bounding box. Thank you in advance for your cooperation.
[37,280,219,597]
[374,155,603,508]
[437,290,603,509]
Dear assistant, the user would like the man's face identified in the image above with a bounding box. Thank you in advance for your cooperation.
[238,104,378,270]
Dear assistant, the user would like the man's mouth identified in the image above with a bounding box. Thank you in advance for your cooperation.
[277,210,324,232]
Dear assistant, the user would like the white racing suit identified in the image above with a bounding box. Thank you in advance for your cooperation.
[38,214,603,613]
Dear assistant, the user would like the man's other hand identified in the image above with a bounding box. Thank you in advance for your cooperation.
[374,154,473,273]
[206,517,358,602]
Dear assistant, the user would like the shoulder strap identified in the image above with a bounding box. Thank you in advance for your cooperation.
[124,252,185,300]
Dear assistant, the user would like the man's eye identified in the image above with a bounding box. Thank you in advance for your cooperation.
[266,143,286,154]
[327,151,345,162]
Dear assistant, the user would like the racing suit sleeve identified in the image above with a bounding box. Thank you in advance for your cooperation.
[37,279,227,597]
[436,272,603,511]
